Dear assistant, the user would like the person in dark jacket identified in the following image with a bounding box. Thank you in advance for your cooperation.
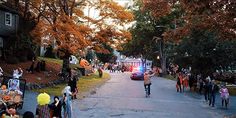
[208,80,219,107]
[204,79,210,102]
[68,76,77,100]
[49,96,62,118]
[23,111,34,118]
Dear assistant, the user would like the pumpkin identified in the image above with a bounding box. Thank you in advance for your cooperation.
[80,59,89,67]
[1,85,7,90]
[3,95,11,101]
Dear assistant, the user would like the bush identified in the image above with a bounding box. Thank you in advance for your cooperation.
[228,87,236,96]
[6,56,19,64]
[44,46,56,58]
[18,56,28,62]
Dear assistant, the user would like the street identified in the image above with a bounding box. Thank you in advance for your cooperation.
[75,72,235,118]
[19,72,236,118]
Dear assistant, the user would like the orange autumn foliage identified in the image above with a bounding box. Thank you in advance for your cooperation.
[143,0,236,41]
[4,0,134,55]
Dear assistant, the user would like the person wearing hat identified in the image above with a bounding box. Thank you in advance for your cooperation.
[220,83,229,109]
[36,93,51,118]
[144,71,156,97]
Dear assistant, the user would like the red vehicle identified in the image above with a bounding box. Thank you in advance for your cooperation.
[130,71,144,80]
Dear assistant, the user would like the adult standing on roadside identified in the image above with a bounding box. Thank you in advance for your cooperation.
[176,73,183,93]
[209,79,219,107]
[62,86,73,118]
[204,78,210,102]
[50,96,62,118]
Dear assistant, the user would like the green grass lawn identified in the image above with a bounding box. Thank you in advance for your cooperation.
[38,57,82,69]
[38,57,63,65]
[228,87,236,96]
[34,72,111,99]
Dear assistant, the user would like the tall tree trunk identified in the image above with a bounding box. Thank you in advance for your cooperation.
[160,38,167,74]
[62,50,70,75]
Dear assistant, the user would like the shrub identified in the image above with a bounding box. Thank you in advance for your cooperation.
[6,56,19,64]
[18,56,28,62]
[44,46,56,58]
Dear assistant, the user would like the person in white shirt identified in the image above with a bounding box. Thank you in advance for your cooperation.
[13,68,23,79]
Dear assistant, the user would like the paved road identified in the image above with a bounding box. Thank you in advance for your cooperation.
[19,72,236,118]
[75,72,236,118]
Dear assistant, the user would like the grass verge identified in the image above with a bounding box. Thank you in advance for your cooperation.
[34,72,111,99]
[228,87,236,96]
[38,56,82,69]
[38,57,63,65]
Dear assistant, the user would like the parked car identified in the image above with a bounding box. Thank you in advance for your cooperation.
[130,71,144,80]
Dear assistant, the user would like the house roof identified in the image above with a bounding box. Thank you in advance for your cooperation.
[0,4,18,14]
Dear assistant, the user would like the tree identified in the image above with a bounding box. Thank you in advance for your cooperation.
[95,44,115,64]
[4,0,134,73]
[121,0,183,73]
[174,29,236,77]
[142,0,236,41]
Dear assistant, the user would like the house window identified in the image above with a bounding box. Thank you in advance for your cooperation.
[5,12,12,26]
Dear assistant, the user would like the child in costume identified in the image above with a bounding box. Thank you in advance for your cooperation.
[36,93,51,118]
[62,86,73,118]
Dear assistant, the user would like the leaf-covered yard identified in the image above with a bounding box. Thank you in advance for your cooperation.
[35,72,111,99]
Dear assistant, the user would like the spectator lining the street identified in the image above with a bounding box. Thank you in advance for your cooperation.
[62,86,72,118]
[182,74,189,92]
[98,67,103,78]
[208,79,219,107]
[26,59,35,73]
[13,68,23,79]
[36,93,51,118]
[68,75,78,100]
[204,78,210,102]
[23,111,34,118]
[220,83,229,109]
[176,73,183,93]
[49,96,62,118]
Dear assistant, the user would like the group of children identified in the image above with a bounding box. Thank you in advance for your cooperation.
[175,72,230,109]
[35,86,75,118]
[176,72,189,93]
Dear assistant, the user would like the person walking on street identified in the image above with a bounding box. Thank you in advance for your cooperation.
[209,80,219,107]
[204,79,210,102]
[144,71,156,97]
[220,83,230,109]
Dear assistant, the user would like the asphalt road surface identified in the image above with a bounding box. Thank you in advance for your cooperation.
[75,72,236,118]
[19,72,236,118]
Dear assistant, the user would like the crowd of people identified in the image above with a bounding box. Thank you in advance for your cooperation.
[172,66,230,109]
[0,66,78,118]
